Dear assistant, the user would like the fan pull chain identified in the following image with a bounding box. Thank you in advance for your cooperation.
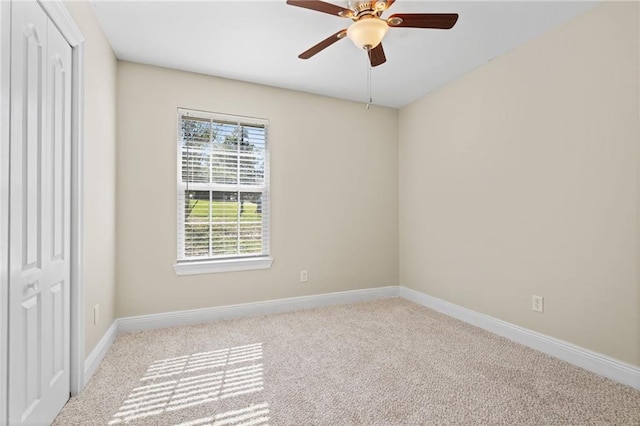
[366,49,372,109]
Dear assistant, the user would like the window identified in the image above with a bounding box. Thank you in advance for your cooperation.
[174,108,272,275]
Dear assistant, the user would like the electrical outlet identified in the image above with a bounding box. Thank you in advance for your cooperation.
[94,304,100,325]
[531,295,544,313]
[300,270,308,283]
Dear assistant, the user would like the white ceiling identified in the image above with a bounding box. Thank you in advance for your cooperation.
[91,0,598,109]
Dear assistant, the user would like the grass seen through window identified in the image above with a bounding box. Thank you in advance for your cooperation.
[184,194,263,258]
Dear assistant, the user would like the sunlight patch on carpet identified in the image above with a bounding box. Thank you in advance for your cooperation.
[108,343,266,424]
[173,402,270,426]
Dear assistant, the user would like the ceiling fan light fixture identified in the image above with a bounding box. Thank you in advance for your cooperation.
[347,17,388,50]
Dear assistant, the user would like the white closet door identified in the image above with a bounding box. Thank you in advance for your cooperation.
[9,1,72,424]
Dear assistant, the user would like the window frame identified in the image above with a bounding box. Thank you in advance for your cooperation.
[173,108,272,275]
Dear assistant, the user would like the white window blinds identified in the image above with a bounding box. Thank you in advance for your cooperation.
[177,108,269,262]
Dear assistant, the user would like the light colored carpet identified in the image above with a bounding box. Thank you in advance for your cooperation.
[54,298,640,425]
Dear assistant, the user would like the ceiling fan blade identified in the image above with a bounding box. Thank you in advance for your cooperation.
[299,29,347,59]
[286,0,351,17]
[369,43,386,67]
[387,13,459,29]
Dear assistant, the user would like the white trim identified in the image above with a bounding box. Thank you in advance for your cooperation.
[37,0,83,45]
[118,286,399,333]
[83,321,117,387]
[178,108,269,127]
[74,285,640,393]
[173,256,273,275]
[399,286,640,390]
[81,286,399,384]
[69,40,85,396]
[0,1,12,422]
[38,0,86,396]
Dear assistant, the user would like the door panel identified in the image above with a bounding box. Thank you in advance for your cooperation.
[50,281,64,384]
[44,15,72,415]
[9,3,47,423]
[21,294,41,420]
[50,54,66,262]
[9,2,72,424]
[21,10,44,275]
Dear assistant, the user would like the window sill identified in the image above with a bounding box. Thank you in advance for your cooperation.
[173,257,273,276]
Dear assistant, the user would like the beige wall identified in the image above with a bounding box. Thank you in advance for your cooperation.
[399,1,639,366]
[116,62,398,317]
[68,0,638,369]
[65,2,118,355]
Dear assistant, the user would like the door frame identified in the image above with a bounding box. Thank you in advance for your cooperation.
[0,1,86,422]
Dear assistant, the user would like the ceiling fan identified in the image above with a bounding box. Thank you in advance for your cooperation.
[286,0,459,67]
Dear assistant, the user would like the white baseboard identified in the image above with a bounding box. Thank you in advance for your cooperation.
[82,285,639,392]
[399,286,640,390]
[83,287,396,385]
[117,286,399,333]
[83,320,118,387]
